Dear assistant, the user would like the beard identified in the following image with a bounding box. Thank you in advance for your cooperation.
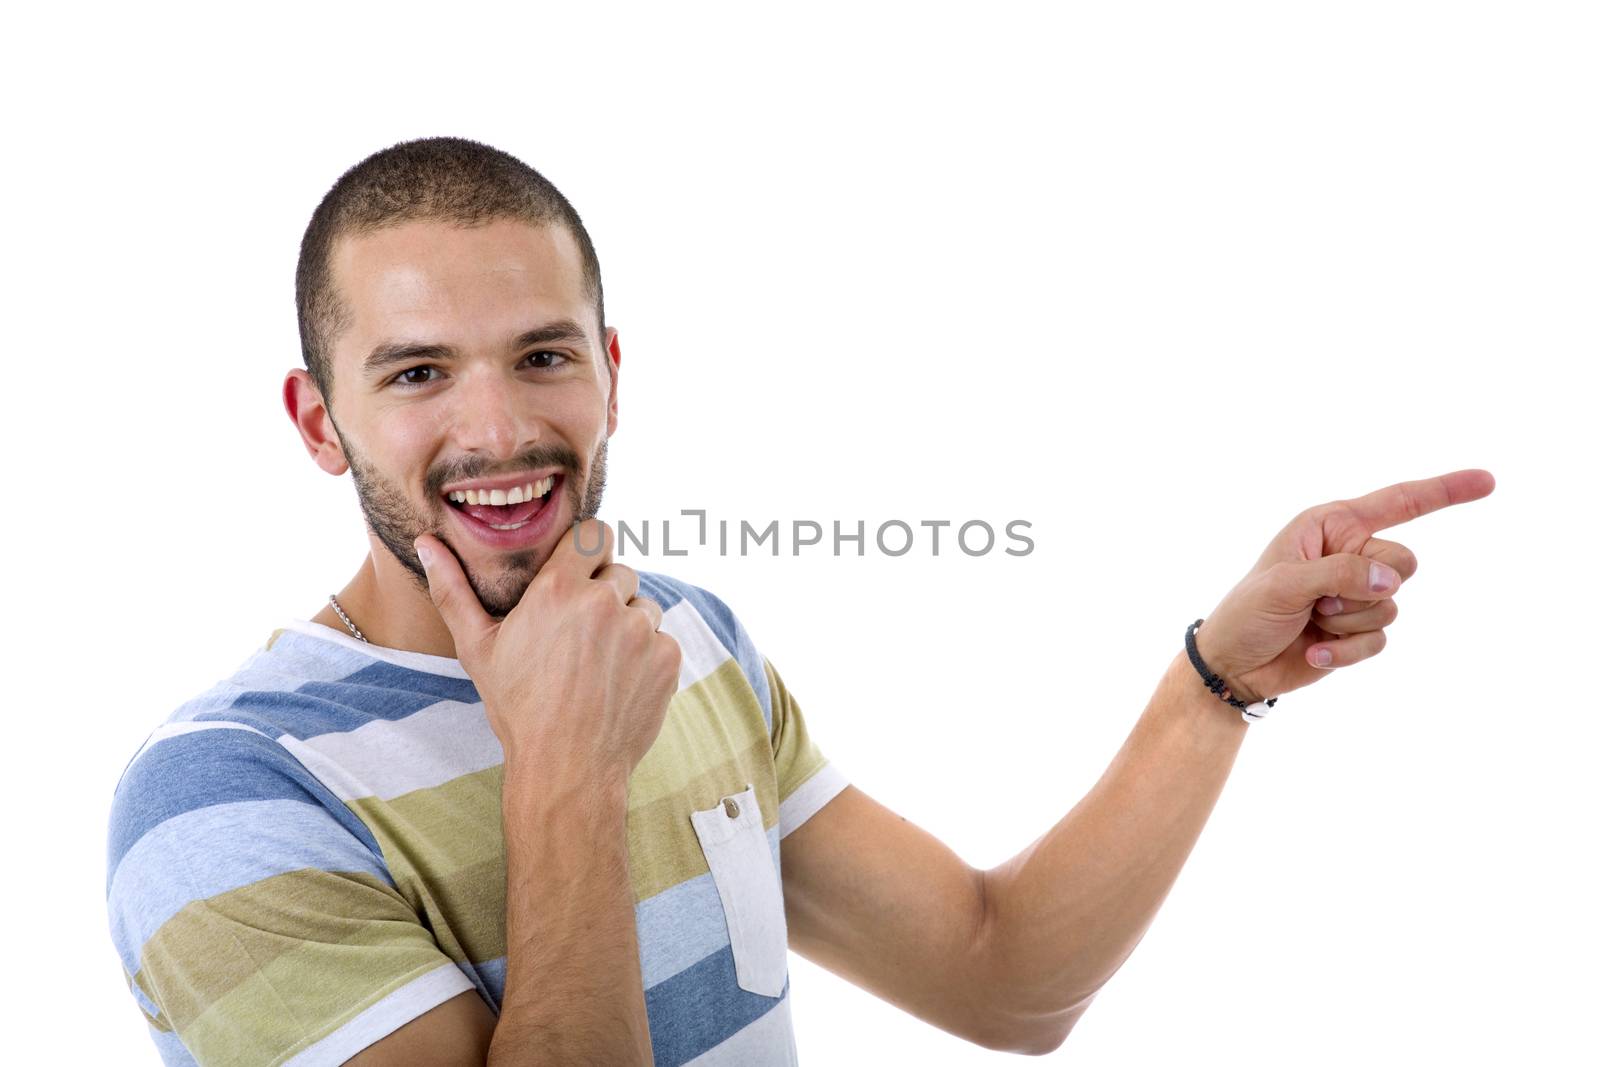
[337,428,609,619]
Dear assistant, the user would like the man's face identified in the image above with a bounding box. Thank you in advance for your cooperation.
[323,217,616,618]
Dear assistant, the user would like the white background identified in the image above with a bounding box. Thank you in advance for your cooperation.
[5,2,1595,1064]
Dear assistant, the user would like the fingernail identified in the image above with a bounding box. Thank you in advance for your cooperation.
[1369,562,1397,592]
[1316,597,1342,615]
[1313,648,1333,667]
[415,539,433,566]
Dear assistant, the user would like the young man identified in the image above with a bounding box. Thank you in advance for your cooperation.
[105,136,1494,1066]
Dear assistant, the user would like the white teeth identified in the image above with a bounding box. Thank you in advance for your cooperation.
[488,521,528,530]
[448,476,555,508]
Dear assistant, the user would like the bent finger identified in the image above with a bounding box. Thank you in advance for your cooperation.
[628,595,664,631]
[595,562,640,605]
[1311,597,1399,635]
[1308,627,1388,670]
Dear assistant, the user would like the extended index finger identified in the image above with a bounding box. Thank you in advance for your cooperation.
[1343,468,1496,533]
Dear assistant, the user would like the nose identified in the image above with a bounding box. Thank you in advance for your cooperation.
[446,366,545,462]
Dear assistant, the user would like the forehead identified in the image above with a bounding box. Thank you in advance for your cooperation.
[328,217,590,367]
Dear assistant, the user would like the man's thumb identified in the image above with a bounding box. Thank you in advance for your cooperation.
[414,534,491,656]
[1279,552,1403,608]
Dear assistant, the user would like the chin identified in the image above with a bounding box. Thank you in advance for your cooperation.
[464,564,538,619]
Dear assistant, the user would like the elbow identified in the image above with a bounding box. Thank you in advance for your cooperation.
[969,869,1095,1055]
[981,993,1094,1057]
[971,1019,1067,1058]
[1010,1017,1072,1058]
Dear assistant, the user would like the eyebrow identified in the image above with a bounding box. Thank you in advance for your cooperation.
[362,318,592,378]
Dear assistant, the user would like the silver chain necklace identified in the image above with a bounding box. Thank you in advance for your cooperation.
[327,593,368,643]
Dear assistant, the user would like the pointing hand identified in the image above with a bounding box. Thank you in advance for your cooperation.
[1194,469,1496,705]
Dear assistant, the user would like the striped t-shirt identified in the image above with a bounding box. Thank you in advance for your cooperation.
[105,570,849,1066]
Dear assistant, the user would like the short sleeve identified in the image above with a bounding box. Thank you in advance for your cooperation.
[105,724,475,1066]
[646,572,852,842]
[761,657,850,839]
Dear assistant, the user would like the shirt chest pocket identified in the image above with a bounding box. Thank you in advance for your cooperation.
[689,783,789,998]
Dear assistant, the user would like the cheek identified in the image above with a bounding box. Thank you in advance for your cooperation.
[542,392,607,445]
[366,417,441,494]
[384,419,437,455]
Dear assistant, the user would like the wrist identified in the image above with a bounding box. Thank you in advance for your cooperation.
[503,754,632,815]
[1190,624,1264,706]
[1163,650,1254,737]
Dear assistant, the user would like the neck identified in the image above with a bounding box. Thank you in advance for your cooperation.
[310,535,461,659]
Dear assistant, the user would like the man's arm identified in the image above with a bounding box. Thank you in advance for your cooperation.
[975,646,1249,1041]
[786,472,1489,1053]
[490,766,652,1063]
[349,766,649,1066]
[358,520,678,1065]
[780,645,1247,1055]
[780,784,1027,1052]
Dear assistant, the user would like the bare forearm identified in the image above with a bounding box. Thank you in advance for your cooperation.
[489,763,652,1066]
[980,648,1250,1025]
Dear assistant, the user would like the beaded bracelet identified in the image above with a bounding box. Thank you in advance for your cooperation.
[1185,618,1278,723]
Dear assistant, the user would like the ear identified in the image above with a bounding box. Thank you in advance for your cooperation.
[602,326,620,438]
[283,369,349,476]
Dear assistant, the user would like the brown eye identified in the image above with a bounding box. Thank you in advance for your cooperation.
[395,367,437,387]
[525,351,568,369]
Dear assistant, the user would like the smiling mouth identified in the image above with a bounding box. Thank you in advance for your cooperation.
[443,474,560,530]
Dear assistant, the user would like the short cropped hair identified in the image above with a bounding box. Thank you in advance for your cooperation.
[295,136,605,405]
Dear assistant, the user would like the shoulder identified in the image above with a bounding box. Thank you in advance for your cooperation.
[105,639,401,882]
[106,719,385,895]
[635,568,774,722]
[104,659,393,918]
[634,569,752,648]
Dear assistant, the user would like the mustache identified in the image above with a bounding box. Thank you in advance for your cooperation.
[426,444,585,496]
